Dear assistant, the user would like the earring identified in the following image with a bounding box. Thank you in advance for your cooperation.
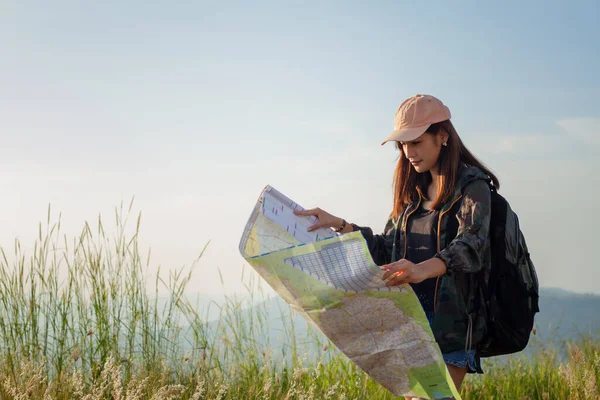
[442,141,448,147]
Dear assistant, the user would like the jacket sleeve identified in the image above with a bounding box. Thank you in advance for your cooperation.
[353,217,397,266]
[435,179,491,274]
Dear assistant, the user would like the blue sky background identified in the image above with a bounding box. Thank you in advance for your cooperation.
[1,1,598,295]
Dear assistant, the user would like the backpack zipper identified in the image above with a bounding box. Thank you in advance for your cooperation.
[433,195,463,314]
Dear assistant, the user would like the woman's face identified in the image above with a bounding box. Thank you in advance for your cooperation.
[399,132,446,173]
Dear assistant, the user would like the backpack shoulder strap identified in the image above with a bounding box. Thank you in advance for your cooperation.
[444,176,493,242]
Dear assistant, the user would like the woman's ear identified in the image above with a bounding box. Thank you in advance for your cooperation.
[438,130,449,145]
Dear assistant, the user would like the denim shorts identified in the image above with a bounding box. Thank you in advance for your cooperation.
[425,311,478,373]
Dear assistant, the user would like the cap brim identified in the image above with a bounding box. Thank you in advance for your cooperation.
[381,125,430,145]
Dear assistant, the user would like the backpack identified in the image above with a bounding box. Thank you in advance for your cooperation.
[447,178,540,358]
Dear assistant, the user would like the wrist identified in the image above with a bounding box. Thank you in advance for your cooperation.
[333,218,347,233]
[333,218,355,234]
[419,257,447,278]
[341,221,355,234]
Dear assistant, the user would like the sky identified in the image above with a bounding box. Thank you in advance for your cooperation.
[1,1,599,296]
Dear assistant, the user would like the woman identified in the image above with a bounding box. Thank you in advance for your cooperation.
[294,94,497,399]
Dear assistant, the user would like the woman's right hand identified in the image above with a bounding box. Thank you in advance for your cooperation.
[293,207,344,232]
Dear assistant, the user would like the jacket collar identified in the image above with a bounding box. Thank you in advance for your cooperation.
[403,163,490,216]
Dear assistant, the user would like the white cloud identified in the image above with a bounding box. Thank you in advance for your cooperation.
[490,134,548,154]
[556,118,600,144]
[466,132,560,156]
[467,116,600,155]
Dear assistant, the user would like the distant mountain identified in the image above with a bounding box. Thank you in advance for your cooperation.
[202,287,600,335]
[173,287,600,362]
[534,287,600,343]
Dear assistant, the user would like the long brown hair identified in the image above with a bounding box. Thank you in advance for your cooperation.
[391,120,499,219]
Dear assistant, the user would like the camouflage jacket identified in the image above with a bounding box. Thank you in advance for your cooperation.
[356,165,491,366]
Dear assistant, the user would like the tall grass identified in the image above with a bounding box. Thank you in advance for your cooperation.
[0,203,598,399]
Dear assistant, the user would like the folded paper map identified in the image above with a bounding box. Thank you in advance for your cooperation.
[238,185,462,399]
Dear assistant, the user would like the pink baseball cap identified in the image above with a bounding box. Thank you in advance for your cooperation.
[381,94,451,145]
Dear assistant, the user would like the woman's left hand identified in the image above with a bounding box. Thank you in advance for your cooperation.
[380,259,429,286]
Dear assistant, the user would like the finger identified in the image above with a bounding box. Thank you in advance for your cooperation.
[294,207,322,216]
[380,260,407,278]
[381,268,394,280]
[386,277,408,286]
[381,266,403,280]
[293,209,316,216]
[307,221,328,232]
[380,259,407,269]
[385,271,410,286]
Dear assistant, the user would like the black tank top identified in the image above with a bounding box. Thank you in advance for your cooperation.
[405,204,439,314]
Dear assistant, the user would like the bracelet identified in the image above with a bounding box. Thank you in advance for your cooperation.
[334,219,347,233]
